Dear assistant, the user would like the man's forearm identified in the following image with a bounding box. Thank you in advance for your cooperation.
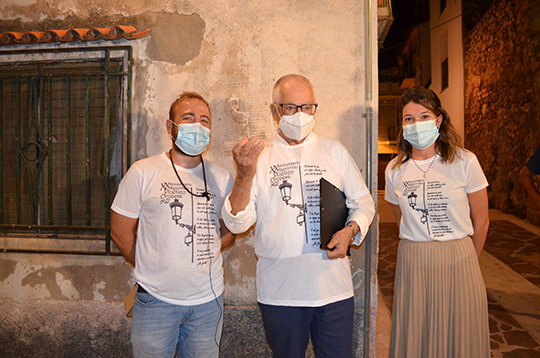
[229,176,254,215]
[112,234,136,267]
[110,211,138,267]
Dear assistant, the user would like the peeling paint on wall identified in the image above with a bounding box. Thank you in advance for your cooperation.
[146,12,205,65]
[0,259,17,281]
[1,255,133,302]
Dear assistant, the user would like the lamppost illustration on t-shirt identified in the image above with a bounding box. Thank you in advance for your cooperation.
[169,197,196,262]
[278,179,307,224]
[406,181,431,236]
[270,162,309,244]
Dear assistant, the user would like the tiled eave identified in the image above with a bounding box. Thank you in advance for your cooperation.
[0,25,150,46]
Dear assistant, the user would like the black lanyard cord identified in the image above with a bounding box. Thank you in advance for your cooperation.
[168,149,210,201]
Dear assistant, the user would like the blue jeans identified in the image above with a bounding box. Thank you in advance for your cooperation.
[131,289,223,358]
[259,297,354,358]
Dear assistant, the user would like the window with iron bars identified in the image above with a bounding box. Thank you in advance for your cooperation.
[0,47,132,254]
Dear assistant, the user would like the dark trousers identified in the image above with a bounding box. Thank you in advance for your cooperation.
[258,297,354,358]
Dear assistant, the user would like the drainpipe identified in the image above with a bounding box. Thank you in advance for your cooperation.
[363,0,375,357]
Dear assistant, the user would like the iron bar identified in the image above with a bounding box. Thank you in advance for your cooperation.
[47,77,53,225]
[0,79,3,223]
[104,49,111,254]
[66,76,72,225]
[36,75,43,226]
[85,75,91,226]
[26,77,36,223]
[0,68,129,79]
[0,46,133,56]
[16,77,21,224]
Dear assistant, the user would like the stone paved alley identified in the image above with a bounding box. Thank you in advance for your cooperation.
[376,192,540,358]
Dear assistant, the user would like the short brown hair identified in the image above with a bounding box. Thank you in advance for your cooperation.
[169,92,211,120]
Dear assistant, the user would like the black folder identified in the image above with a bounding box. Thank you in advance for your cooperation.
[319,177,350,255]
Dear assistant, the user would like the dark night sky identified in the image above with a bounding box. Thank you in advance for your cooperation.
[379,0,430,71]
[378,0,492,75]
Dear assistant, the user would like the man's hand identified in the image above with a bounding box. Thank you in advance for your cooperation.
[229,136,265,215]
[326,227,352,259]
[232,136,265,180]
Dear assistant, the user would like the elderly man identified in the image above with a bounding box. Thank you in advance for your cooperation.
[110,92,234,358]
[222,74,375,357]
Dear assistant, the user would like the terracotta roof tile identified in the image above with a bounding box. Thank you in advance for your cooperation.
[0,25,150,46]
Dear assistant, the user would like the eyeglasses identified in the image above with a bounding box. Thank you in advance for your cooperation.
[276,103,318,115]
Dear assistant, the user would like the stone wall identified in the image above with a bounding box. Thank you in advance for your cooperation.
[464,0,540,225]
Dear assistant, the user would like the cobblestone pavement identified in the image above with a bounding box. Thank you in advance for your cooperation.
[378,222,540,358]
[484,220,540,288]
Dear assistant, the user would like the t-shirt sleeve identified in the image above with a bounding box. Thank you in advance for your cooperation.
[110,164,143,218]
[384,160,399,205]
[465,152,489,194]
[219,171,235,219]
[526,145,540,175]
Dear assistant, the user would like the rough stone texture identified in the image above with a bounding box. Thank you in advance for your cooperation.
[463,0,540,226]
[0,297,132,358]
[0,299,313,358]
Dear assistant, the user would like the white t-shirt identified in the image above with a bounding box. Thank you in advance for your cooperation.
[111,152,233,305]
[222,133,375,306]
[385,148,488,242]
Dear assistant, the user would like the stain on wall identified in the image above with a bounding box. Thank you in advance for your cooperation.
[0,255,133,302]
[146,13,205,65]
[20,263,133,301]
[0,260,16,281]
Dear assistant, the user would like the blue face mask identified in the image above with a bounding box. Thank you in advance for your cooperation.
[171,122,211,156]
[403,119,440,150]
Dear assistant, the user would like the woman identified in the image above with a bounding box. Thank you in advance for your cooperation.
[385,87,490,357]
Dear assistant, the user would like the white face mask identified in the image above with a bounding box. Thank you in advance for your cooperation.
[402,119,440,150]
[171,122,211,156]
[278,111,315,141]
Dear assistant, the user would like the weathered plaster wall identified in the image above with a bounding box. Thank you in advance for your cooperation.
[464,0,540,225]
[0,0,379,356]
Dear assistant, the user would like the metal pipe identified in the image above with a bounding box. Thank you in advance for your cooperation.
[126,46,133,170]
[363,0,375,356]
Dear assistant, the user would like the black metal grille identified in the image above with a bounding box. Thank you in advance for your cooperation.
[0,46,132,254]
